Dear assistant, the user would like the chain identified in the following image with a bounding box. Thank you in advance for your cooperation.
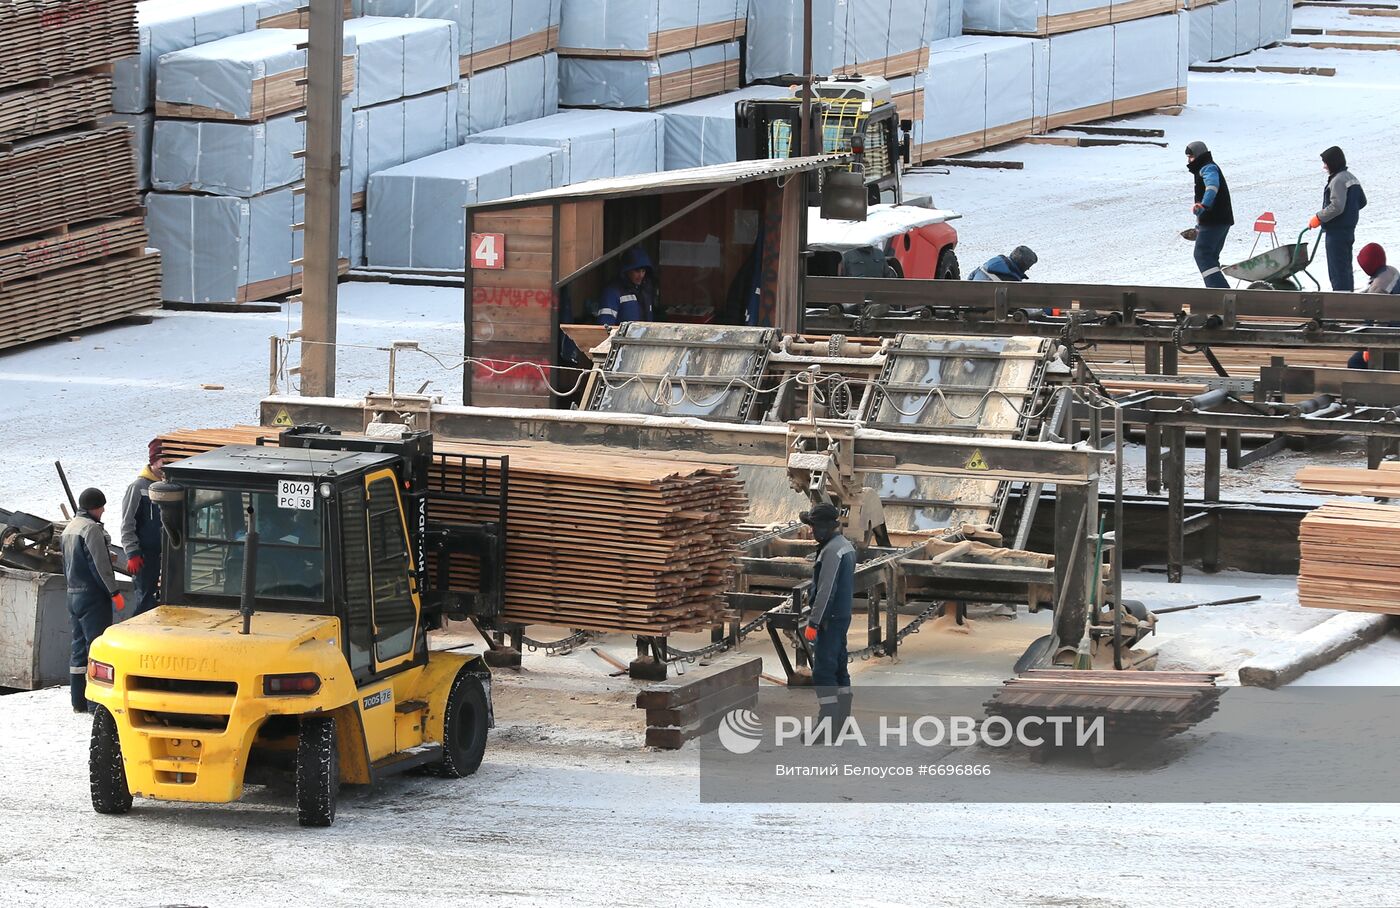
[520,629,595,655]
[661,610,776,663]
[842,601,942,662]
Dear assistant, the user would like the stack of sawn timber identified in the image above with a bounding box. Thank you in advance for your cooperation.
[638,657,761,749]
[1295,463,1400,497]
[0,0,159,351]
[1298,500,1400,615]
[156,427,748,635]
[984,669,1224,740]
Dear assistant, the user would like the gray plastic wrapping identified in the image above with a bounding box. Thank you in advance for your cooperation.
[457,53,559,141]
[344,16,458,108]
[558,42,739,110]
[151,99,352,196]
[1189,0,1290,62]
[101,112,155,191]
[361,0,562,58]
[1032,12,1187,124]
[147,174,351,303]
[156,28,355,121]
[657,84,790,169]
[914,36,1036,155]
[558,0,744,53]
[351,210,365,267]
[364,143,564,269]
[112,0,302,114]
[463,109,663,185]
[961,0,1161,35]
[350,88,458,198]
[745,0,960,81]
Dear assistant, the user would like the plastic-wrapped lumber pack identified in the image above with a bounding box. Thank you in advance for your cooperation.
[557,0,746,56]
[362,0,562,76]
[745,0,960,82]
[1034,10,1189,131]
[351,211,365,267]
[559,42,741,110]
[962,0,1180,36]
[146,176,351,304]
[364,143,564,270]
[101,113,154,192]
[349,88,457,208]
[889,71,928,132]
[464,109,664,184]
[0,1,158,351]
[911,36,1038,159]
[1188,0,1292,63]
[457,53,559,141]
[343,15,458,108]
[257,0,361,28]
[657,85,791,169]
[112,0,308,114]
[151,100,353,197]
[155,28,356,121]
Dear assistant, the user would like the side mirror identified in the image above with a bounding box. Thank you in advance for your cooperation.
[148,481,186,550]
[821,170,868,222]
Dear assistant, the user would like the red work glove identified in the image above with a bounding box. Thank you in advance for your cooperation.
[1309,215,1322,230]
[112,592,125,612]
[1192,203,1205,216]
[126,554,144,575]
[803,625,818,643]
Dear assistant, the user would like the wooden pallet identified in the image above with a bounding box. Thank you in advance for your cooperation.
[1300,500,1400,614]
[155,428,749,635]
[0,127,141,245]
[0,0,138,92]
[0,249,159,350]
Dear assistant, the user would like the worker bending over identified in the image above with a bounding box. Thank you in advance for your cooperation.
[801,503,857,732]
[119,438,168,618]
[597,247,658,327]
[1185,141,1234,289]
[1310,146,1367,292]
[969,246,1037,282]
[61,488,123,713]
[1346,244,1400,369]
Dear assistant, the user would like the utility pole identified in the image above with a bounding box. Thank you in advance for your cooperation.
[298,0,344,397]
[799,0,814,157]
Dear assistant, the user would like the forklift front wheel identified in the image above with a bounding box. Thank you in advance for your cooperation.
[296,715,339,828]
[431,670,489,779]
[89,705,133,815]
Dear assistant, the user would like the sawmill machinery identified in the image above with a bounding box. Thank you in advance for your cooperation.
[85,424,507,827]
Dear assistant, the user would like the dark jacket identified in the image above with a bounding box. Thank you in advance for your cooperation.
[968,255,1028,282]
[120,466,163,557]
[1188,151,1234,227]
[1319,170,1366,232]
[61,512,118,597]
[807,533,856,626]
[597,247,657,327]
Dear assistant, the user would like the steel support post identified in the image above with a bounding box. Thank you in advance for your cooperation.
[1204,429,1221,502]
[1166,427,1186,583]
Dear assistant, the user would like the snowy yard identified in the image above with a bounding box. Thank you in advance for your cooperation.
[4,25,1400,907]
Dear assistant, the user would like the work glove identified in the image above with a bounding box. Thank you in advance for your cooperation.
[1192,203,1205,216]
[803,625,818,643]
[112,592,125,612]
[1309,215,1322,230]
[126,554,144,575]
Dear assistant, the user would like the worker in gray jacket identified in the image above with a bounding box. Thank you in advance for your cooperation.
[61,488,124,712]
[120,439,167,617]
[800,503,857,731]
[1309,146,1367,291]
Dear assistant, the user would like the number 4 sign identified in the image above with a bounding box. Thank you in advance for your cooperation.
[470,232,505,270]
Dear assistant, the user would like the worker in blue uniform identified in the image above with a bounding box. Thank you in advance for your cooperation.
[800,502,857,732]
[596,247,658,327]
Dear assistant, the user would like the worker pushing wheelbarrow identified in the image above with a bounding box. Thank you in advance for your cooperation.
[1222,225,1323,290]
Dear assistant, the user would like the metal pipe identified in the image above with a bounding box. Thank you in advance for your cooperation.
[800,0,813,157]
[1183,387,1231,412]
[1112,403,1124,669]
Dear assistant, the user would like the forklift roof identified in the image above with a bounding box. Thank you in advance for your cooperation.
[164,444,399,481]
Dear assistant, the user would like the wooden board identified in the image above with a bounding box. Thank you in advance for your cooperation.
[557,18,745,58]
[0,215,147,286]
[0,127,141,245]
[460,27,561,76]
[1299,501,1400,614]
[0,73,112,145]
[0,0,138,92]
[0,249,160,350]
[649,57,741,108]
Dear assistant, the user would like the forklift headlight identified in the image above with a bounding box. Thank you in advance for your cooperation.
[263,673,321,695]
[88,660,115,685]
[319,482,334,499]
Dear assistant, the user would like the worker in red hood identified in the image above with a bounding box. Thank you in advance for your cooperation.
[1357,243,1400,295]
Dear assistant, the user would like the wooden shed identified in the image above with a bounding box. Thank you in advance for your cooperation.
[461,155,842,408]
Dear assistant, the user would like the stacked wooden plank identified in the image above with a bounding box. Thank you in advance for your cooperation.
[0,0,157,351]
[637,657,761,749]
[156,427,749,635]
[1299,501,1400,614]
[1295,464,1400,497]
[985,669,1224,740]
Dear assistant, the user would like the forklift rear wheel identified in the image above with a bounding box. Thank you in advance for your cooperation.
[431,670,489,778]
[90,705,132,815]
[935,248,960,281]
[296,715,339,827]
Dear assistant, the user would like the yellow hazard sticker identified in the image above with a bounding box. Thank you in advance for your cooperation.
[965,449,989,471]
[272,408,293,427]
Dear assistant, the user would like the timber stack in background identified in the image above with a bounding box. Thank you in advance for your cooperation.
[0,0,159,351]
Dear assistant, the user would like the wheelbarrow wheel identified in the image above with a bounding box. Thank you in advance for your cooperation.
[1247,281,1273,290]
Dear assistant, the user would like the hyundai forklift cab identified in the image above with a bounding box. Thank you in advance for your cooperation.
[85,426,507,827]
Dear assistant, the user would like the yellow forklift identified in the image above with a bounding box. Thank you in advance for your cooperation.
[85,425,507,826]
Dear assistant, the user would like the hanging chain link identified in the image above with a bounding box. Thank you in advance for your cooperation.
[520,629,595,655]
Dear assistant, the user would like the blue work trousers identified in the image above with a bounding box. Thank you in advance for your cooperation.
[1193,224,1231,289]
[811,615,851,704]
[128,551,160,618]
[69,589,111,710]
[1325,227,1356,292]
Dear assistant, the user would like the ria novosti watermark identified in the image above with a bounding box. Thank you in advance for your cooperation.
[719,707,1105,752]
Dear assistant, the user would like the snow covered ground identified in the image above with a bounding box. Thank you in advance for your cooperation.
[5,27,1400,907]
